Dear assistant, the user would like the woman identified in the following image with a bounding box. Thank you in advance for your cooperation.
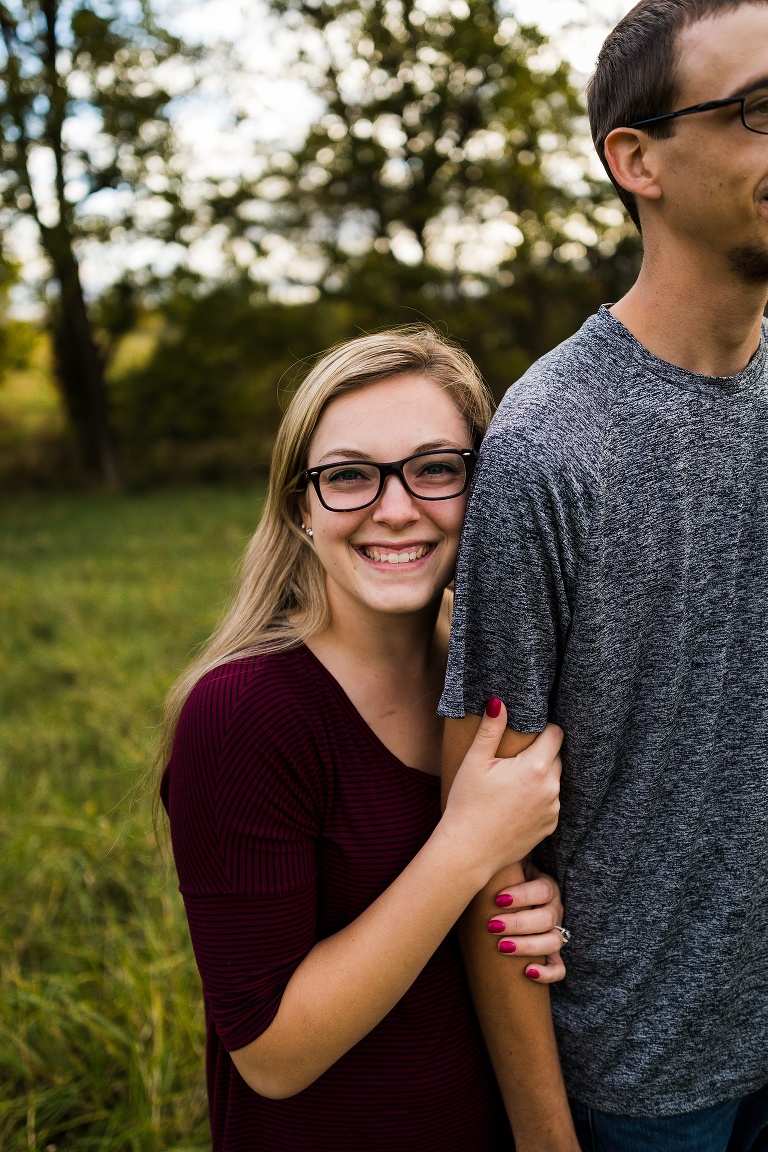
[159,327,567,1151]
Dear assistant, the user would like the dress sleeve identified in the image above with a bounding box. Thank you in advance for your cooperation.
[167,662,324,1052]
[438,415,594,733]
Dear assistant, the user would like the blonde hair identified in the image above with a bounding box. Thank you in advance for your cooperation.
[155,325,493,806]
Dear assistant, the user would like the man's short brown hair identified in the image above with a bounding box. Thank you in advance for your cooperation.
[587,0,767,229]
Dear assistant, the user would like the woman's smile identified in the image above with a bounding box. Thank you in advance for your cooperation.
[353,541,436,567]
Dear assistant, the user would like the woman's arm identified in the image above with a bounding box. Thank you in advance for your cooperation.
[231,701,561,1099]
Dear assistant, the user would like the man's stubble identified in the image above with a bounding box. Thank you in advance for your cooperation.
[727,242,768,283]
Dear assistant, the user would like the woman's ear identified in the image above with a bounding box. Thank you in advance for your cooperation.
[297,491,312,535]
[604,126,664,210]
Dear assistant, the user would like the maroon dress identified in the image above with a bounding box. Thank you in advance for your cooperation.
[162,645,510,1151]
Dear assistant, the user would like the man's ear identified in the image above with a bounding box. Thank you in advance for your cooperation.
[604,126,664,209]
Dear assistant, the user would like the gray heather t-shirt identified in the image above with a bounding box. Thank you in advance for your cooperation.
[440,305,768,1116]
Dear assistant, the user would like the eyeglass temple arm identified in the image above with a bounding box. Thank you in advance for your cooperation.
[629,96,743,129]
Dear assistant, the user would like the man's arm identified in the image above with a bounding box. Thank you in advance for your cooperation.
[442,715,579,1152]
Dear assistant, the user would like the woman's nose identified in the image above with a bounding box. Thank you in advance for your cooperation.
[371,474,419,525]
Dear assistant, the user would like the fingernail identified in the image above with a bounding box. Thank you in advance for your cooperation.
[526,967,540,979]
[485,695,501,718]
[499,939,517,953]
[487,919,506,933]
[495,893,514,908]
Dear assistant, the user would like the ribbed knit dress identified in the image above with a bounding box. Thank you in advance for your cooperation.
[162,644,510,1151]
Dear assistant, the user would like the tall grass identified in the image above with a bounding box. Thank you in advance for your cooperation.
[0,487,265,1150]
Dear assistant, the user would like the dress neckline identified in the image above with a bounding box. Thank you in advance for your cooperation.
[296,643,441,787]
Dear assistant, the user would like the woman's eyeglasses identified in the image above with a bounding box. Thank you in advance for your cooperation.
[628,83,768,135]
[299,449,477,512]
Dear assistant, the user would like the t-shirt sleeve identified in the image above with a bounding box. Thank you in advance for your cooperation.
[439,412,593,732]
[167,664,323,1052]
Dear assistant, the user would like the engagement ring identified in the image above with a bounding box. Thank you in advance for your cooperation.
[554,925,571,946]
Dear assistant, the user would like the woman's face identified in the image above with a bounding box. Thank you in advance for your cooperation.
[300,374,472,619]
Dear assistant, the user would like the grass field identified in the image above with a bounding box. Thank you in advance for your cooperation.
[0,486,266,1151]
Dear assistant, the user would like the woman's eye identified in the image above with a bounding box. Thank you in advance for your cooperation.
[328,468,368,484]
[419,462,457,477]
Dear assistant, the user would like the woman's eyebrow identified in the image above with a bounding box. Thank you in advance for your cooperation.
[314,440,465,465]
[412,439,465,453]
[314,448,372,464]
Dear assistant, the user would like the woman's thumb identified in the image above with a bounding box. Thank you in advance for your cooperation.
[469,696,507,759]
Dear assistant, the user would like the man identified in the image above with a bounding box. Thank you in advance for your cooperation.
[440,1,768,1149]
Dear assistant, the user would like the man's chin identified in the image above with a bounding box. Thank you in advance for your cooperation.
[727,242,768,284]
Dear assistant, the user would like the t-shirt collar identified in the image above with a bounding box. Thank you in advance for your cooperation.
[589,303,768,397]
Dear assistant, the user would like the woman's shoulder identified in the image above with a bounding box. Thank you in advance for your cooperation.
[177,646,324,760]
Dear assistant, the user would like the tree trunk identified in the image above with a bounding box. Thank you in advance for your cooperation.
[45,227,121,489]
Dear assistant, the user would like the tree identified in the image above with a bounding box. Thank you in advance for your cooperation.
[111,0,639,477]
[212,0,629,304]
[0,0,196,485]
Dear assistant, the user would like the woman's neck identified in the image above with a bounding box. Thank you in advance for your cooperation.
[305,585,449,775]
[314,583,444,680]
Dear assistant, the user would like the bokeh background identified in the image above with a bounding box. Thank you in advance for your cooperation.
[1,1,634,1147]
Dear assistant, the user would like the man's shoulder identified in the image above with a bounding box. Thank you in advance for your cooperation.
[484,315,624,485]
[498,314,622,426]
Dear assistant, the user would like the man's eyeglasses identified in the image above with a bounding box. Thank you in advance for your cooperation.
[299,449,477,512]
[628,83,768,135]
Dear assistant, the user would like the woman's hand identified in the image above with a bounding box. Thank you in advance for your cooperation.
[487,865,567,984]
[439,697,562,887]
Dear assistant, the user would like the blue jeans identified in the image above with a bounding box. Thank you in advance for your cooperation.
[570,1084,768,1152]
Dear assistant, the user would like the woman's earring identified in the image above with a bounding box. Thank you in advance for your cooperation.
[301,523,313,538]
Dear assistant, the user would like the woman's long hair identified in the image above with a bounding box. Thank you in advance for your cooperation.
[154,325,493,807]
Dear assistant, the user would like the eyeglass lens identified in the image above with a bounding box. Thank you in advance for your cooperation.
[318,452,469,510]
[745,86,768,133]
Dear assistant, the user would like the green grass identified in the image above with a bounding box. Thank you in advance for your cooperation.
[0,487,266,1150]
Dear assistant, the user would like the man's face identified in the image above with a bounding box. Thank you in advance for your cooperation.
[657,3,768,280]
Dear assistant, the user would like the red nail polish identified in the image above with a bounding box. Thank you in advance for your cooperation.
[499,939,516,953]
[486,695,502,718]
[487,919,506,933]
[526,967,540,979]
[495,893,514,908]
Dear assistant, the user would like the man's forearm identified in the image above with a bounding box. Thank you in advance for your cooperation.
[457,863,578,1151]
[442,715,579,1152]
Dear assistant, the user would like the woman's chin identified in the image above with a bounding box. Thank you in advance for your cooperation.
[355,579,446,617]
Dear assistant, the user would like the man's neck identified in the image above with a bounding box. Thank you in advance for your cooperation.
[611,241,767,378]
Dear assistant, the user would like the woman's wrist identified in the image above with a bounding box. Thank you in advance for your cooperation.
[429,813,497,896]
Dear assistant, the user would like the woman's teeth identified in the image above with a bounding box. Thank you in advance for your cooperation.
[361,545,430,564]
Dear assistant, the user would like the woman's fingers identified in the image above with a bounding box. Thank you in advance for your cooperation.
[465,696,508,763]
[494,875,561,915]
[512,723,563,774]
[491,928,565,956]
[488,905,559,936]
[524,952,567,984]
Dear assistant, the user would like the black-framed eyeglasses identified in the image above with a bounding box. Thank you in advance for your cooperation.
[300,449,477,512]
[628,83,768,134]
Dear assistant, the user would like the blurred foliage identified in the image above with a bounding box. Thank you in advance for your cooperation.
[0,485,264,1149]
[0,0,197,247]
[0,257,36,376]
[112,236,639,474]
[249,0,621,291]
[1,0,642,487]
[0,0,202,482]
[108,0,640,468]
